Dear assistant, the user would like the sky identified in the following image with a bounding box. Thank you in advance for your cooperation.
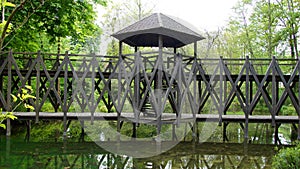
[154,0,239,31]
[97,0,239,54]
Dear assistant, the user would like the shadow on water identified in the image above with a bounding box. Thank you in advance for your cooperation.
[0,136,283,169]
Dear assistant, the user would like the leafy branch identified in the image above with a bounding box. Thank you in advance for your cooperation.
[0,85,35,129]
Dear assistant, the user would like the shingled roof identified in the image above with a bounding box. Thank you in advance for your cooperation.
[112,13,205,48]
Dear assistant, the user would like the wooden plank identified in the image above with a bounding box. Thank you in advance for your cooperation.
[11,112,299,124]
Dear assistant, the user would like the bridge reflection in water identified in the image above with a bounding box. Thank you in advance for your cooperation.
[1,140,277,169]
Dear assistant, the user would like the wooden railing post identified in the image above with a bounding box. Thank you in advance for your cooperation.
[6,49,12,136]
[271,56,277,128]
[219,56,224,126]
[90,53,96,125]
[176,53,182,126]
[63,51,69,139]
[35,51,41,123]
[244,56,250,141]
[298,57,300,140]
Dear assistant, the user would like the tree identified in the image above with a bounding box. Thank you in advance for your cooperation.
[224,0,299,58]
[0,0,107,53]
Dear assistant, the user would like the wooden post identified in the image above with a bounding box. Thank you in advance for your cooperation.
[35,51,41,123]
[172,124,176,141]
[249,81,253,114]
[91,53,96,124]
[63,52,68,140]
[194,42,197,58]
[244,56,250,141]
[219,57,223,126]
[274,123,281,144]
[132,123,137,139]
[298,57,300,140]
[135,46,138,53]
[6,50,12,136]
[177,54,183,126]
[132,51,141,139]
[156,35,163,140]
[223,122,229,142]
[80,121,85,142]
[25,120,31,142]
[271,56,276,127]
[117,41,123,138]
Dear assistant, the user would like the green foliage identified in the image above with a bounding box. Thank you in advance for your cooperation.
[0,85,35,129]
[281,105,296,115]
[1,0,107,53]
[205,0,299,59]
[272,142,300,169]
[0,112,16,129]
[29,121,63,142]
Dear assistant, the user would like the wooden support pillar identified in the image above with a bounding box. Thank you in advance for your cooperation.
[132,123,137,139]
[172,124,177,141]
[274,123,281,144]
[79,121,85,142]
[193,122,199,142]
[134,46,138,52]
[156,35,163,138]
[6,119,11,136]
[25,120,31,142]
[134,52,140,122]
[194,42,197,58]
[117,41,123,138]
[223,122,229,142]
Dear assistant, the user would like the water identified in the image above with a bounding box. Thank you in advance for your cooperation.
[0,137,278,169]
[1,121,294,168]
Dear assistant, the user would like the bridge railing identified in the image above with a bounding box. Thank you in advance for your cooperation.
[0,51,299,138]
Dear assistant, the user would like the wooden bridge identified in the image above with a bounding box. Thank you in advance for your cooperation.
[1,50,300,143]
[1,13,300,143]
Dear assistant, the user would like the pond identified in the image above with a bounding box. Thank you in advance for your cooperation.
[1,121,295,169]
[0,137,280,169]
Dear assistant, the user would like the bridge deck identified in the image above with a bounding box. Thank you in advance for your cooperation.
[12,112,299,124]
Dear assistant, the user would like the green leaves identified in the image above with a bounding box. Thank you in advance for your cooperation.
[1,85,35,129]
[24,103,35,110]
[5,112,17,120]
[10,94,17,102]
[272,142,300,169]
[0,123,5,129]
[0,1,16,8]
[0,112,17,129]
[2,0,105,53]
